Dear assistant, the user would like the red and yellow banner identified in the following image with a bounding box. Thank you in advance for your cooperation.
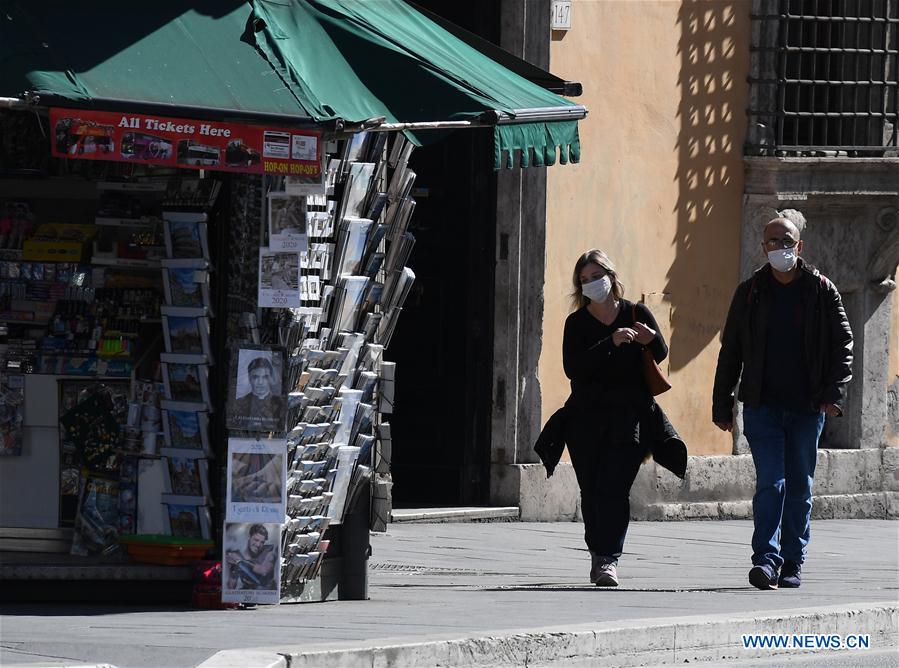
[50,108,321,177]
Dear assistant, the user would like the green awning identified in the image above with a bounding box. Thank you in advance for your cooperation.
[495,121,581,169]
[0,2,309,120]
[1,0,585,169]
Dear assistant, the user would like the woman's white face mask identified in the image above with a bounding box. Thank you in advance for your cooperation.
[581,275,612,303]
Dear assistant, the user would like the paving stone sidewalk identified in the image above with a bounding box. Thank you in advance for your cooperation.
[1,519,897,668]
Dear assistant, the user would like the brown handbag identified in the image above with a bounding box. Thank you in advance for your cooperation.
[632,304,672,396]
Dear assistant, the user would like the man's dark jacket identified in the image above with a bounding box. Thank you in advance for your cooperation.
[534,402,687,480]
[712,259,853,423]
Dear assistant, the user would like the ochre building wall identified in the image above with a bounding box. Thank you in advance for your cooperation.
[541,0,751,456]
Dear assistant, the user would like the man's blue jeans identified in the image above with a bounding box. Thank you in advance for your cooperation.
[743,404,825,569]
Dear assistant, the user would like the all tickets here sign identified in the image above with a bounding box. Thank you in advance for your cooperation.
[50,108,321,177]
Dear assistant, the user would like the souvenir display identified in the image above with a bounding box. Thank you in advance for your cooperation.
[156,184,220,540]
[70,474,122,557]
[58,380,130,526]
[59,384,128,476]
[0,372,24,456]
[222,522,282,605]
[258,250,301,308]
[225,345,287,433]
[162,261,211,309]
[162,362,211,405]
[163,212,209,260]
[161,311,212,359]
[160,496,212,539]
[267,192,309,253]
[166,451,211,497]
[225,437,288,523]
[161,408,210,453]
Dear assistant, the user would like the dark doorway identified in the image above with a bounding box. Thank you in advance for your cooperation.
[386,1,499,507]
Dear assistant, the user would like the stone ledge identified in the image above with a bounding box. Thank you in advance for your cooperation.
[508,447,899,521]
[638,493,899,522]
[884,446,899,492]
[745,156,899,196]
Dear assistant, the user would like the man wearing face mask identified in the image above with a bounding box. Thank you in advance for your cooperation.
[712,210,853,591]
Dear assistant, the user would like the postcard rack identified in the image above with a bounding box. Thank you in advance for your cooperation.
[219,131,417,605]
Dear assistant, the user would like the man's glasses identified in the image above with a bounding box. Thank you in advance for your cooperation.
[764,237,799,250]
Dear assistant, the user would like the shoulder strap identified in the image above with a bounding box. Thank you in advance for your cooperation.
[631,302,639,325]
[746,274,758,305]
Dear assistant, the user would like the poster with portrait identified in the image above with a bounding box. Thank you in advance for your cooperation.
[225,437,287,523]
[267,192,308,252]
[226,345,286,432]
[258,249,301,308]
[222,522,282,605]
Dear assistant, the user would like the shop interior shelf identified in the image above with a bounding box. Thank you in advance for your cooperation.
[94,217,161,229]
[0,178,99,200]
[0,315,51,325]
[91,257,161,269]
[97,181,168,193]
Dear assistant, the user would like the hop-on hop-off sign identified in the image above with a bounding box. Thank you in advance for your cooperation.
[50,108,321,177]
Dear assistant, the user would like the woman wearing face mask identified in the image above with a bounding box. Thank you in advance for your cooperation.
[540,249,681,587]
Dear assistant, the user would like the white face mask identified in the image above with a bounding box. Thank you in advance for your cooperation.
[581,275,612,303]
[767,248,798,273]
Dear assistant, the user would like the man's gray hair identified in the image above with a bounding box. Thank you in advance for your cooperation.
[776,208,807,234]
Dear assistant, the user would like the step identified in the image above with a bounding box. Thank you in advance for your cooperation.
[390,506,519,523]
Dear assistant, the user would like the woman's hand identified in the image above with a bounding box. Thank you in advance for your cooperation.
[612,327,638,346]
[633,321,656,345]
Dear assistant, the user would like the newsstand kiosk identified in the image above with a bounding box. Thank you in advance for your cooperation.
[0,105,413,605]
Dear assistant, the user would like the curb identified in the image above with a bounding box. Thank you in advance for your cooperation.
[198,602,898,668]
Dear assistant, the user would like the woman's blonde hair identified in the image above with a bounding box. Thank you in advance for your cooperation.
[570,249,625,310]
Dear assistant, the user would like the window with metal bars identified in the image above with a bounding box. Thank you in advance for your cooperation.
[748,0,898,155]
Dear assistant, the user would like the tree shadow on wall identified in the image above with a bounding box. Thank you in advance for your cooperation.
[666,1,750,373]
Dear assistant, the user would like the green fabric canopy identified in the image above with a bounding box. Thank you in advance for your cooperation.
[1,0,584,169]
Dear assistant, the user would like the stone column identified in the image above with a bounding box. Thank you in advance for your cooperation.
[490,0,551,505]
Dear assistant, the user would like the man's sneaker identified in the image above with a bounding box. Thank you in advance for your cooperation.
[778,561,802,588]
[749,564,779,590]
[594,562,619,587]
